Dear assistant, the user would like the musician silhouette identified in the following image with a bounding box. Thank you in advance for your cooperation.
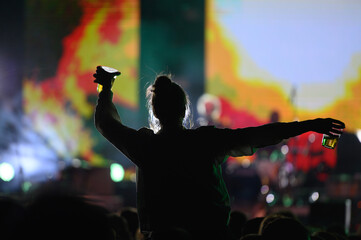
[94,68,345,240]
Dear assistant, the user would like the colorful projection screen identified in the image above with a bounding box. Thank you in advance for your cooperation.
[206,0,361,131]
[1,0,361,192]
[205,0,361,183]
[0,0,140,186]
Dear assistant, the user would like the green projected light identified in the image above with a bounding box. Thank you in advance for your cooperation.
[110,163,125,182]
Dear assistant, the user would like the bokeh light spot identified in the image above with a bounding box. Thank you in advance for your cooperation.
[110,163,124,182]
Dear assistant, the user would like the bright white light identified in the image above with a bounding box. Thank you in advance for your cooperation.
[266,193,275,204]
[356,129,361,143]
[72,158,82,168]
[110,163,124,182]
[0,162,15,182]
[261,185,269,195]
[281,145,289,155]
[309,192,319,203]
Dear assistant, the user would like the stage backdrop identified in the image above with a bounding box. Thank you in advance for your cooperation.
[23,0,140,169]
[205,0,361,170]
[206,0,361,130]
[1,0,361,198]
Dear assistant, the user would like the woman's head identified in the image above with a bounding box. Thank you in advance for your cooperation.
[146,74,192,132]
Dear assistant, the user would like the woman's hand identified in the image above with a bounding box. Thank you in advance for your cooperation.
[93,66,119,90]
[311,118,345,136]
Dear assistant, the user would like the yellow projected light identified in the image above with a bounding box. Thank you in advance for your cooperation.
[23,0,140,166]
[206,0,361,132]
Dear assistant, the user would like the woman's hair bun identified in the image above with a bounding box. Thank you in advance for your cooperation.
[152,75,172,93]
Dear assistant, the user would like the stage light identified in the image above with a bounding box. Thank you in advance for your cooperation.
[22,181,32,192]
[110,163,124,182]
[308,133,316,143]
[72,158,82,168]
[0,162,15,182]
[266,193,275,204]
[309,191,319,203]
[280,145,289,155]
[357,129,361,143]
[270,151,279,162]
[260,185,269,195]
[282,195,293,207]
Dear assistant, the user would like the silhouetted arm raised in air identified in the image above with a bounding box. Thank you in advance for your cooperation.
[94,68,143,162]
[240,118,345,148]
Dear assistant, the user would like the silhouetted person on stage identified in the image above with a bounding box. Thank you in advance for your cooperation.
[93,67,345,240]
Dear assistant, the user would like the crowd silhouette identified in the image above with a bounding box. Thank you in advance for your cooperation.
[2,191,361,240]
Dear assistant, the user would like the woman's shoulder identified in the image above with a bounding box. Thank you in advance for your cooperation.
[193,125,227,133]
[138,127,155,136]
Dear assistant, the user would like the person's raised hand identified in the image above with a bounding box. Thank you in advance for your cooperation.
[312,118,345,137]
[93,66,118,90]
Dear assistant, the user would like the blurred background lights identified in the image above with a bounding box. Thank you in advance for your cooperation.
[282,195,293,207]
[22,181,32,192]
[0,162,15,182]
[309,191,319,203]
[241,158,251,168]
[130,172,137,182]
[110,163,124,182]
[72,158,82,168]
[260,185,269,195]
[280,145,289,155]
[308,133,316,143]
[266,193,275,204]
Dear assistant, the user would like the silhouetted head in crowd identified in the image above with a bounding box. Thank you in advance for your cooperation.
[261,217,309,240]
[275,209,297,219]
[108,214,132,240]
[348,235,361,240]
[229,210,248,239]
[22,191,113,240]
[151,227,192,240]
[242,217,264,236]
[312,231,339,240]
[0,197,26,240]
[146,74,192,132]
[326,224,347,238]
[240,234,263,240]
[121,207,139,239]
[259,213,285,234]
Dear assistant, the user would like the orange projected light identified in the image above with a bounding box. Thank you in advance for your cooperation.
[206,0,361,131]
[23,0,139,166]
[206,0,361,172]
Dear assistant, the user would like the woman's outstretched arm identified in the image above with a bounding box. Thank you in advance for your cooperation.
[240,118,345,148]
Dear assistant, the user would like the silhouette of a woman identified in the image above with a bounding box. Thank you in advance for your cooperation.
[94,68,345,240]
